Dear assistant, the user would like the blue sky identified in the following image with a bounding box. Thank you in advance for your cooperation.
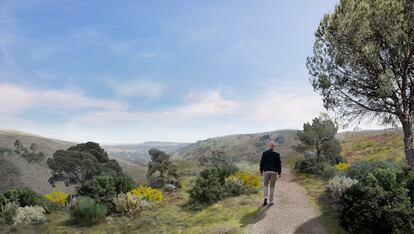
[0,0,349,143]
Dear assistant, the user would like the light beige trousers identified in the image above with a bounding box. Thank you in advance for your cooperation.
[263,171,277,203]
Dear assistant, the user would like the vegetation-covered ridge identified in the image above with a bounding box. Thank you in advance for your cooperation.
[339,129,404,163]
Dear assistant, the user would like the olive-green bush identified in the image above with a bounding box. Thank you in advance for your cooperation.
[340,168,414,233]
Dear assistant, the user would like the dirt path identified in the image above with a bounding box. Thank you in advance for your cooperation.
[250,169,326,234]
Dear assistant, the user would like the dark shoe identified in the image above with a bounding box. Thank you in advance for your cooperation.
[263,198,268,206]
[268,202,274,206]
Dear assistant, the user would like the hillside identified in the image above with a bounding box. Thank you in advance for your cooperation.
[0,130,147,194]
[172,129,299,163]
[338,128,404,163]
[103,142,189,166]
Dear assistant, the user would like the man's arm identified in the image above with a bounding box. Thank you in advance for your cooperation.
[260,152,265,174]
[276,153,282,176]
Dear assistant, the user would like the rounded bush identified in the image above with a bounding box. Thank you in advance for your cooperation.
[295,158,324,175]
[188,175,224,208]
[14,206,47,224]
[346,160,403,180]
[70,196,107,225]
[322,163,343,178]
[340,168,414,233]
[78,176,136,211]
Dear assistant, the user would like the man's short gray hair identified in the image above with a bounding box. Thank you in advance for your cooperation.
[268,141,276,149]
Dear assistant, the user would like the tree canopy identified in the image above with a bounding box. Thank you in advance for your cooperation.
[47,142,123,187]
[294,114,342,164]
[147,148,178,188]
[307,0,414,166]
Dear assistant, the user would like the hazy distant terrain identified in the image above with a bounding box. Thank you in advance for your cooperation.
[103,142,189,166]
[172,130,299,162]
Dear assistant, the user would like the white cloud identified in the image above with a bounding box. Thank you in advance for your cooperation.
[0,82,387,143]
[64,86,326,142]
[0,83,124,114]
[108,79,166,99]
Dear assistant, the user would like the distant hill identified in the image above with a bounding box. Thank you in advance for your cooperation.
[338,128,404,163]
[1,127,405,194]
[0,130,147,194]
[172,130,299,163]
[103,142,189,166]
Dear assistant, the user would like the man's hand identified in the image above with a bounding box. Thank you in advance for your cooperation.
[278,174,282,178]
[260,171,263,176]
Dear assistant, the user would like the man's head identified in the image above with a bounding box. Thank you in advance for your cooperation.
[268,141,277,149]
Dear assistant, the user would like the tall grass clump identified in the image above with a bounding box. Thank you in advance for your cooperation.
[0,202,18,225]
[112,192,150,217]
[70,196,107,225]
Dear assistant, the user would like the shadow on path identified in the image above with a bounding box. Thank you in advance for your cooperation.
[240,205,270,227]
[294,216,325,234]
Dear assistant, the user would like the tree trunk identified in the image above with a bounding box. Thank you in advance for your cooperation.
[402,117,414,168]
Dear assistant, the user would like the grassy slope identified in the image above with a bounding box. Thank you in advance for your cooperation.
[0,130,147,193]
[173,129,298,163]
[339,129,404,163]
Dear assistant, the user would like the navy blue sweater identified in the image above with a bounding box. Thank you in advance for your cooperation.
[260,149,282,175]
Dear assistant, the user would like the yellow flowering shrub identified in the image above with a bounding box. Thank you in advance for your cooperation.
[226,171,260,189]
[335,162,350,171]
[130,186,163,203]
[44,191,68,206]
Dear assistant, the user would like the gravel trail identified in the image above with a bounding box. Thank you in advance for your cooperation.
[250,169,326,234]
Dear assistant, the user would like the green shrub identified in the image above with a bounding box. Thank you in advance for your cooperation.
[70,197,107,225]
[188,163,238,209]
[199,163,238,185]
[78,176,136,211]
[224,178,248,196]
[0,202,18,225]
[0,187,42,207]
[14,206,47,224]
[346,160,404,180]
[224,171,260,196]
[295,158,324,175]
[322,163,343,178]
[326,176,358,204]
[78,176,116,210]
[340,168,414,233]
[188,170,225,208]
[113,176,136,193]
[405,171,414,204]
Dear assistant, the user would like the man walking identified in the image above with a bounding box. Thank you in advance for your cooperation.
[260,141,282,206]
